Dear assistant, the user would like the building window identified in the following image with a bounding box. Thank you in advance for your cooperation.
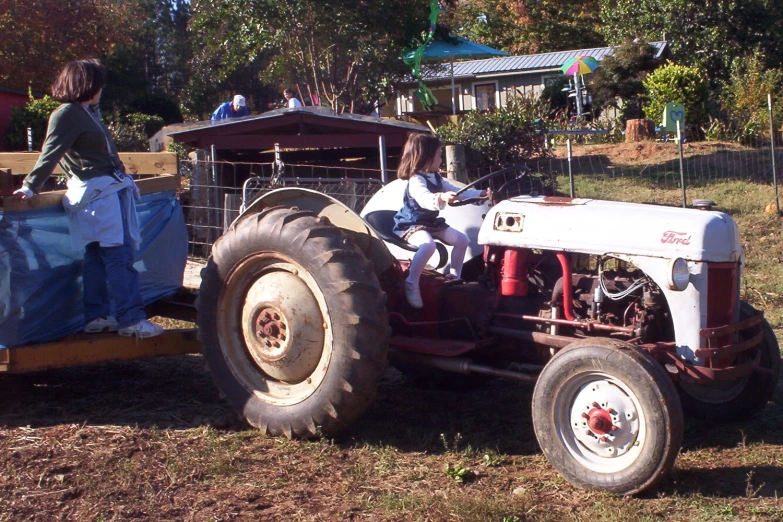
[474,83,497,111]
[543,75,564,88]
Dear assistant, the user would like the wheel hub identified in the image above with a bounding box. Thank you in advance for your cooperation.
[241,270,326,383]
[586,406,613,434]
[570,380,641,458]
[253,308,288,358]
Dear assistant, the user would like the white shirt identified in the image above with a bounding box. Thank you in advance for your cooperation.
[288,97,303,108]
[61,175,141,251]
[408,172,483,210]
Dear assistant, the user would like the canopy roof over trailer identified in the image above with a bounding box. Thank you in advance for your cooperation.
[168,107,431,150]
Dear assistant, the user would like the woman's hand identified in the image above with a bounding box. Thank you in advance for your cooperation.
[438,191,457,205]
[12,186,34,200]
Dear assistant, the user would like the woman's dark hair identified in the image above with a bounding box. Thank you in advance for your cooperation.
[397,133,442,180]
[51,59,106,103]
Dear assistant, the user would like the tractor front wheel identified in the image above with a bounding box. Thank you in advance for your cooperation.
[532,338,683,495]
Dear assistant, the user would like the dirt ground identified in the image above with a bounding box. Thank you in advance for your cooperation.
[2,354,782,521]
[550,140,749,164]
[2,145,783,521]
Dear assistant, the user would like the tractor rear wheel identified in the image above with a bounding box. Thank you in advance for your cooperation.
[532,338,683,495]
[197,206,389,438]
[677,301,780,421]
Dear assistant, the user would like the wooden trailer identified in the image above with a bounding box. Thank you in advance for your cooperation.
[0,152,201,374]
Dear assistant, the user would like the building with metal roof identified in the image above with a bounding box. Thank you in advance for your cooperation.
[395,41,670,116]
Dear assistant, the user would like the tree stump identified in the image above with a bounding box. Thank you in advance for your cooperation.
[625,119,655,142]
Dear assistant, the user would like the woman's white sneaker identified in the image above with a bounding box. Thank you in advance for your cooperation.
[118,319,165,338]
[84,316,119,333]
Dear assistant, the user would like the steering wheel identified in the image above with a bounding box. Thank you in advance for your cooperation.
[448,164,530,206]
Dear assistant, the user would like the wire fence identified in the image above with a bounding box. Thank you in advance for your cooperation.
[178,133,781,255]
[180,159,385,256]
[465,133,781,208]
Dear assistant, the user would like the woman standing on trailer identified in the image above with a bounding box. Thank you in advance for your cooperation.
[13,59,164,338]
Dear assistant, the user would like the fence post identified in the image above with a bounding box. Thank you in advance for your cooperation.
[378,135,389,184]
[768,93,779,215]
[445,144,467,183]
[210,144,220,246]
[567,138,574,198]
[676,120,686,208]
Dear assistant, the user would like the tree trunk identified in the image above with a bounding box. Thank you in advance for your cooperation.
[625,119,656,142]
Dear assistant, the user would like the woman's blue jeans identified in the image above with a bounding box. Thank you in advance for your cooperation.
[82,192,146,328]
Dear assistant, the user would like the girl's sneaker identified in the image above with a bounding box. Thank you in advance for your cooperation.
[118,319,165,339]
[84,316,119,333]
[404,281,423,308]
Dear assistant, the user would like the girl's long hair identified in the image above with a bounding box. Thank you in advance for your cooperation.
[397,133,441,180]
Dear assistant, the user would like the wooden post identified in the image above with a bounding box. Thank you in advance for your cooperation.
[378,135,388,183]
[445,144,467,183]
[189,149,211,252]
[0,168,11,196]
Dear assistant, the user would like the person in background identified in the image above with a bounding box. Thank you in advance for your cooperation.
[283,88,303,108]
[13,59,164,338]
[392,134,489,308]
[211,95,249,120]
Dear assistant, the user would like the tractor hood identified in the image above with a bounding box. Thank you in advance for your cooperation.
[478,196,742,262]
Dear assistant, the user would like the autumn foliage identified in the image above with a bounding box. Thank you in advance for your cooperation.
[0,0,138,92]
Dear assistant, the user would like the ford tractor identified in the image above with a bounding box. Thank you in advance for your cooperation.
[195,167,780,495]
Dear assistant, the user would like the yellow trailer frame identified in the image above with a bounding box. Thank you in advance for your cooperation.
[0,154,203,374]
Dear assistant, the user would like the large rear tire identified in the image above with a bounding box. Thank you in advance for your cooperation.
[197,206,389,438]
[532,338,683,495]
[677,301,780,421]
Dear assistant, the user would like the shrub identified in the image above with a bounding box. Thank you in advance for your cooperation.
[719,52,783,144]
[643,63,710,130]
[3,93,166,153]
[437,94,549,169]
[105,112,164,152]
[3,92,60,151]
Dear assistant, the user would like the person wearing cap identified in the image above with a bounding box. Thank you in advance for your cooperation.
[211,95,250,120]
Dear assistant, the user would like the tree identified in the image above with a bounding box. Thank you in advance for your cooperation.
[102,0,193,123]
[444,0,605,55]
[589,39,661,122]
[190,0,427,114]
[599,0,783,82]
[0,0,137,92]
[718,52,783,142]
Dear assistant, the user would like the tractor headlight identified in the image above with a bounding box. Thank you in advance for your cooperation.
[667,258,690,291]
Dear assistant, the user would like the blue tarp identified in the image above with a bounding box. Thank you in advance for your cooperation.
[0,190,188,349]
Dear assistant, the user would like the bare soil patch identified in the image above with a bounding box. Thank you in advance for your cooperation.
[1,354,782,521]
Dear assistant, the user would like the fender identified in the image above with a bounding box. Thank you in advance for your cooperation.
[235,187,396,275]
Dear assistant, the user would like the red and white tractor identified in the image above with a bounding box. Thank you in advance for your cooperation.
[196,167,780,495]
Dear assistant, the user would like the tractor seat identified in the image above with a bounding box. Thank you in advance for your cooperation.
[364,210,448,269]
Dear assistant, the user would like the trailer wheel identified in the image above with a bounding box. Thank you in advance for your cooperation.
[532,338,683,495]
[677,301,780,421]
[197,207,389,438]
